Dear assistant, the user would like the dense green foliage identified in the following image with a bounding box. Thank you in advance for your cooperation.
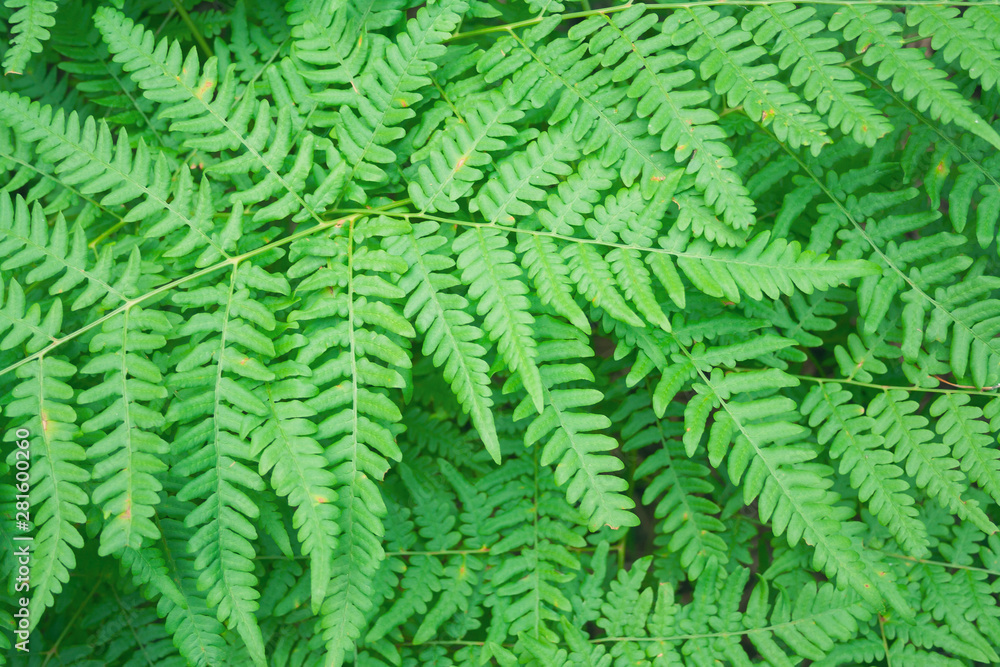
[2,0,1000,664]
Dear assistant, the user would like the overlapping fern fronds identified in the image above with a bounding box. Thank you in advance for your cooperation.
[1,1,1000,665]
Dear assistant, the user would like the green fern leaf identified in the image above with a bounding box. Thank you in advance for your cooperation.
[78,302,170,556]
[624,393,727,579]
[410,90,523,214]
[288,215,413,665]
[802,383,928,556]
[514,317,638,531]
[454,227,544,413]
[743,3,892,146]
[930,393,1000,507]
[830,5,1000,149]
[332,0,466,201]
[906,5,1000,93]
[868,389,997,535]
[572,5,757,230]
[2,0,58,75]
[4,357,87,627]
[389,221,500,461]
[665,6,831,153]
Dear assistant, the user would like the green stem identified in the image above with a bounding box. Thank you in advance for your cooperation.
[41,576,104,667]
[876,551,1000,578]
[729,366,1000,396]
[785,371,1000,397]
[879,614,893,667]
[449,3,635,40]
[448,1,1000,41]
[0,201,408,379]
[169,0,212,59]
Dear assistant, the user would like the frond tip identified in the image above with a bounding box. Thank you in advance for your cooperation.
[3,0,58,75]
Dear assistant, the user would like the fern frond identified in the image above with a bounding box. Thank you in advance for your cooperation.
[0,276,61,351]
[291,0,373,108]
[165,263,278,666]
[743,3,892,146]
[666,6,831,153]
[665,230,879,305]
[516,232,590,333]
[693,368,903,613]
[514,316,638,531]
[802,382,928,556]
[741,576,871,664]
[409,90,523,214]
[331,0,466,201]
[2,0,58,75]
[0,197,125,297]
[623,393,727,579]
[288,215,414,665]
[471,122,579,225]
[572,5,757,230]
[78,302,170,556]
[906,5,1000,93]
[833,330,893,384]
[830,5,1000,149]
[389,221,500,461]
[122,499,229,667]
[5,1,1000,659]
[673,189,750,248]
[4,356,87,626]
[454,226,544,413]
[650,334,796,417]
[848,219,1000,389]
[948,150,1000,247]
[921,269,1000,389]
[0,92,224,259]
[486,22,679,191]
[483,455,586,641]
[400,466,482,645]
[930,393,1000,508]
[563,242,644,328]
[251,362,341,614]
[868,389,997,535]
[94,7,323,225]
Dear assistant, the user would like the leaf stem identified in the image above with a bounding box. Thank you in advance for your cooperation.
[40,575,104,667]
[0,201,407,379]
[876,551,1000,578]
[169,0,212,59]
[879,613,893,667]
[449,4,634,40]
[448,1,1000,41]
[778,371,1000,397]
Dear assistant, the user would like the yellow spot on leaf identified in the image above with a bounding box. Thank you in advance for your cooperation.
[195,79,214,100]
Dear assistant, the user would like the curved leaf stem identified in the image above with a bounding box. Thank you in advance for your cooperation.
[0,201,408,379]
[750,370,1000,397]
[448,1,1000,41]
[168,0,212,59]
